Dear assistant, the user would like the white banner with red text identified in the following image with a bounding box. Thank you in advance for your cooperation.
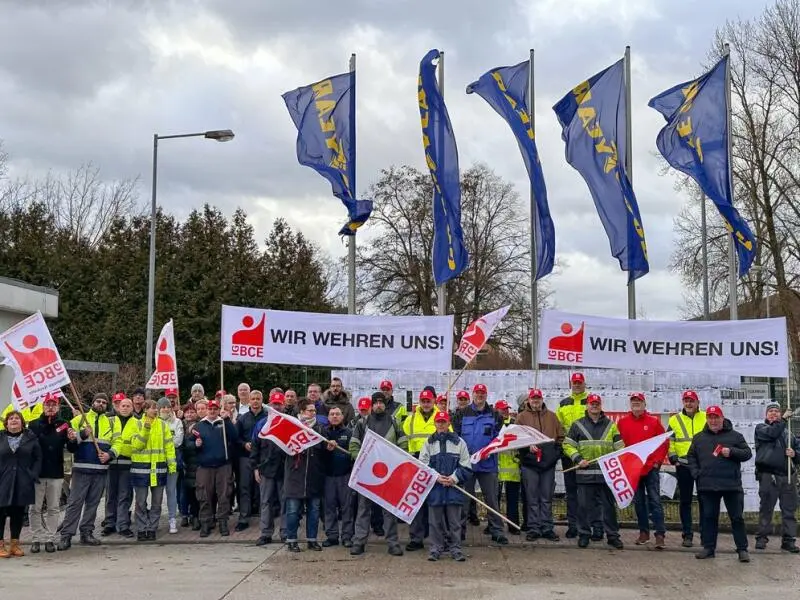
[455,305,510,363]
[538,310,788,377]
[349,429,438,524]
[221,305,454,371]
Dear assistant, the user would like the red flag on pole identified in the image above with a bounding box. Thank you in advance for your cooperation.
[598,432,673,508]
[146,319,178,389]
[257,406,325,455]
[455,305,510,363]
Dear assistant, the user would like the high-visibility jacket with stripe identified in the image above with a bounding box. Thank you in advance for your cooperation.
[69,410,120,473]
[109,414,138,468]
[0,403,43,430]
[555,391,589,433]
[667,410,707,463]
[403,408,450,455]
[497,417,521,483]
[130,417,176,488]
[563,413,624,485]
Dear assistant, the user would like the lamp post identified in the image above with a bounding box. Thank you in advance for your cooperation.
[145,130,235,378]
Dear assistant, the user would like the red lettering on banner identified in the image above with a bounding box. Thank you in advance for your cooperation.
[397,502,414,517]
[24,362,64,387]
[547,349,583,362]
[232,345,264,358]
[618,488,635,503]
[602,456,633,500]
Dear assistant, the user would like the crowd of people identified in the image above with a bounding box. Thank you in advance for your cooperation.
[0,372,797,564]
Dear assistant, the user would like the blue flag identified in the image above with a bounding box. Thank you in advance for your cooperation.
[467,61,555,281]
[283,71,372,236]
[553,59,649,282]
[649,56,756,276]
[419,49,469,286]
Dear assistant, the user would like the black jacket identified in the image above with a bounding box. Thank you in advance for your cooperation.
[687,419,752,492]
[28,415,77,479]
[182,421,200,488]
[236,407,266,452]
[323,424,353,477]
[0,430,42,507]
[283,424,326,499]
[754,418,800,476]
[193,418,239,468]
[250,435,285,480]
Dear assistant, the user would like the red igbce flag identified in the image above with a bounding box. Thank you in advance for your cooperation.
[598,432,673,508]
[257,406,325,455]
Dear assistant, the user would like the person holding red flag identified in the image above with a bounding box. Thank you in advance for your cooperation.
[617,392,668,549]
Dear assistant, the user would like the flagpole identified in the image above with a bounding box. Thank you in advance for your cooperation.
[529,48,540,380]
[624,45,636,320]
[723,43,738,321]
[453,484,520,530]
[701,193,710,319]
[436,51,447,319]
[348,52,358,315]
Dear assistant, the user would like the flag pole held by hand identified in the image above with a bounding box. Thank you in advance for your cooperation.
[68,381,103,458]
[453,484,521,531]
[562,457,599,474]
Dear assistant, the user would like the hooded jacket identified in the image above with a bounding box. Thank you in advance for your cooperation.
[754,417,800,476]
[515,402,564,472]
[687,419,752,492]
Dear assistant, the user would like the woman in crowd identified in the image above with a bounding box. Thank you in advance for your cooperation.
[0,410,42,558]
[182,402,202,530]
[158,398,184,534]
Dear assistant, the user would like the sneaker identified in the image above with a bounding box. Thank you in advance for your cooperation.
[428,551,440,561]
[44,542,56,553]
[578,536,590,548]
[100,526,116,537]
[234,522,249,533]
[565,527,578,539]
[782,541,800,553]
[80,534,101,546]
[137,532,147,542]
[307,542,323,551]
[388,545,404,556]
[682,534,693,548]
[635,532,650,545]
[452,551,466,562]
[755,538,767,550]
[322,538,339,547]
[119,529,135,539]
[169,519,178,534]
[256,536,272,546]
[654,534,665,550]
[607,537,624,550]
[541,531,560,542]
[695,548,715,559]
[491,535,509,546]
[405,540,424,551]
[350,544,365,556]
[30,542,41,554]
[287,542,301,553]
[738,550,750,563]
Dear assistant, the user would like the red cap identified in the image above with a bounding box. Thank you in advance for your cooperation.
[112,392,126,402]
[495,400,509,411]
[419,389,435,401]
[379,380,393,391]
[165,388,179,397]
[629,392,645,402]
[215,390,226,399]
[682,390,699,402]
[357,397,371,411]
[473,383,487,394]
[571,372,585,384]
[436,394,448,404]
[269,392,285,406]
[207,400,221,409]
[528,388,543,399]
[43,395,60,406]
[587,393,602,405]
[434,411,450,423]
[706,405,724,418]
[456,390,470,400]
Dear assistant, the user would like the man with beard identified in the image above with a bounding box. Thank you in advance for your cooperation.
[349,392,408,556]
[322,378,355,425]
[131,388,146,419]
[378,379,408,425]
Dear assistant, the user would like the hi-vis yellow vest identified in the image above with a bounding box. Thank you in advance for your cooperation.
[498,418,521,483]
[403,408,441,455]
[668,411,707,459]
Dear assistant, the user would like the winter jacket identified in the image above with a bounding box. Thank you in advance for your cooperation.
[109,414,137,469]
[0,430,42,507]
[384,396,409,425]
[250,434,285,480]
[69,409,122,473]
[349,411,408,459]
[130,417,177,488]
[322,424,353,477]
[687,419,752,492]
[321,389,356,425]
[28,415,77,479]
[563,412,624,485]
[236,407,266,453]
[283,423,326,499]
[617,411,668,475]
[754,418,800,476]
[193,417,239,468]
[515,403,564,472]
[419,431,472,506]
[452,403,504,473]
[182,421,200,487]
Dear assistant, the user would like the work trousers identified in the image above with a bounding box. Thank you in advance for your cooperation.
[521,466,556,535]
[324,474,354,542]
[429,504,462,556]
[196,464,233,525]
[757,472,798,543]
[105,467,132,532]
[460,471,502,537]
[60,471,107,537]
[134,485,165,533]
[31,478,63,543]
[577,483,619,539]
[258,476,284,538]
[699,490,748,552]
[353,496,399,549]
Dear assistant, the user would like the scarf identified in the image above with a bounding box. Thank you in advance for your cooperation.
[7,431,22,453]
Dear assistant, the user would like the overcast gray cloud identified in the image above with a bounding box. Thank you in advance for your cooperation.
[0,0,771,319]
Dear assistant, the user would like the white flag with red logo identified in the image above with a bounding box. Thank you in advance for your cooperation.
[146,319,178,389]
[470,424,554,464]
[349,429,439,524]
[257,405,325,455]
[598,432,673,509]
[455,305,511,363]
[0,311,71,399]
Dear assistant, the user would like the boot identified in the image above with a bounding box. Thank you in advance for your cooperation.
[695,548,715,559]
[199,523,211,538]
[782,540,800,553]
[192,517,201,531]
[635,532,650,545]
[57,536,72,551]
[30,542,41,554]
[218,519,230,537]
[0,541,9,559]
[654,533,665,550]
[9,540,24,557]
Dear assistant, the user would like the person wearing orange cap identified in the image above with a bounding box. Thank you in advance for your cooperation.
[688,405,752,562]
[562,393,624,549]
[251,391,289,546]
[419,411,472,561]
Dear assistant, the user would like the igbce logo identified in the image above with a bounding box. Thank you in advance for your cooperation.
[358,460,434,518]
[231,313,266,359]
[547,322,585,363]
[4,334,63,388]
[285,429,317,454]
[601,455,634,504]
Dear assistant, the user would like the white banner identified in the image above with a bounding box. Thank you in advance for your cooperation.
[348,429,438,524]
[455,305,510,363]
[538,310,788,378]
[146,319,178,389]
[221,305,454,371]
[0,311,71,399]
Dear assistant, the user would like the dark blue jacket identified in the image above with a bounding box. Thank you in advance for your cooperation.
[322,424,353,477]
[452,403,503,473]
[420,432,472,506]
[193,418,238,468]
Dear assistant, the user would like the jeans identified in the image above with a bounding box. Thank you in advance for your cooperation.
[285,497,321,543]
[634,469,665,535]
[699,490,748,552]
[676,464,702,537]
[497,480,520,529]
[166,472,178,520]
[134,485,165,533]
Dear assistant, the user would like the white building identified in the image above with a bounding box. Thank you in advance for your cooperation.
[0,276,59,410]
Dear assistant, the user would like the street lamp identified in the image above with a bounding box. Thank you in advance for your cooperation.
[145,130,235,377]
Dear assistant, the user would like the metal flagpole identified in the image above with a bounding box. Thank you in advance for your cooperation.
[529,48,540,384]
[724,43,738,321]
[788,330,793,477]
[348,53,357,315]
[436,51,447,318]
[701,193,710,319]
[624,46,636,320]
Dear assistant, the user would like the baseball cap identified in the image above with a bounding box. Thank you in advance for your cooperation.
[165,388,178,397]
[706,405,724,418]
[434,411,450,423]
[571,373,585,384]
[269,391,285,406]
[473,383,487,394]
[528,388,543,399]
[112,392,126,402]
[682,390,699,402]
[495,400,509,411]
[419,389,435,401]
[379,380,393,391]
[215,389,226,399]
[629,392,646,402]
[357,397,371,411]
[587,393,602,405]
[436,394,448,404]
[456,390,470,400]
[207,400,221,409]
[43,395,60,406]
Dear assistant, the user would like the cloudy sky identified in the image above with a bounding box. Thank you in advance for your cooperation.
[0,0,771,320]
